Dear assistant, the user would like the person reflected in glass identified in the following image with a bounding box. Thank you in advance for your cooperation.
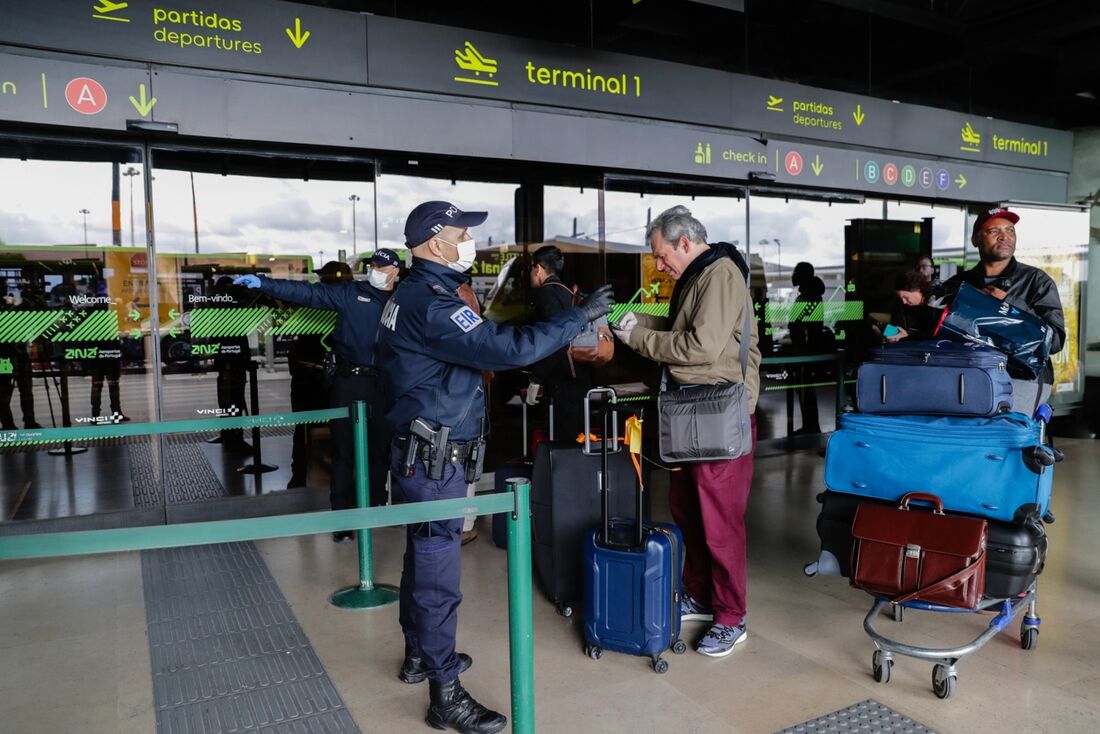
[210,275,252,452]
[789,261,824,435]
[1,285,42,430]
[885,270,938,343]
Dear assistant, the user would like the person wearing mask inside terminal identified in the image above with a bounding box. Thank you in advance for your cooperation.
[376,200,613,733]
[234,250,400,539]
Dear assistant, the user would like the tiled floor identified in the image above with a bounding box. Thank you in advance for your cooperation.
[1,438,1097,733]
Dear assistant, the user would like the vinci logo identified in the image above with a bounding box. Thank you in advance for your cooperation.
[454,42,498,87]
[196,406,241,416]
[76,412,125,424]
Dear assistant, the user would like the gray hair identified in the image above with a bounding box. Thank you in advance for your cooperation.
[645,205,708,248]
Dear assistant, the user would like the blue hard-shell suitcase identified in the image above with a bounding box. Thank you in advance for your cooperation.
[582,389,685,672]
[856,340,1013,417]
[583,521,684,672]
[824,412,1054,523]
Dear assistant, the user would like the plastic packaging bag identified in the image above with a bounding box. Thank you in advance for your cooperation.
[934,282,1051,379]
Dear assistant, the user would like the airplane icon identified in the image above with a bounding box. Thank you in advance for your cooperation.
[767,95,784,111]
[960,121,982,151]
[455,41,496,74]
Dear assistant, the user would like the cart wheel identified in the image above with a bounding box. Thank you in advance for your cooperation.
[672,639,688,655]
[557,603,573,618]
[892,604,904,623]
[932,665,956,699]
[1020,626,1039,651]
[872,650,892,684]
[653,658,669,674]
[586,644,602,660]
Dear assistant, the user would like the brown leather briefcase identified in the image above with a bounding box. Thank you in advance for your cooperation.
[851,492,987,610]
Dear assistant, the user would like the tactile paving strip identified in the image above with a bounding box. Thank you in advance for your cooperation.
[142,542,360,734]
[773,699,937,734]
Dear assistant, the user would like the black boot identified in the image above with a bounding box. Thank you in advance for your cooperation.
[426,678,506,734]
[400,651,472,684]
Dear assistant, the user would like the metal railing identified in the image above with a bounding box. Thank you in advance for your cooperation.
[0,405,537,734]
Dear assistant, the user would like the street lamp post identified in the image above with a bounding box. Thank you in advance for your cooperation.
[79,209,90,245]
[773,238,782,279]
[122,166,140,247]
[348,194,361,257]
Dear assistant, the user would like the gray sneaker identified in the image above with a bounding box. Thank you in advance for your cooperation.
[696,622,747,657]
[680,594,714,623]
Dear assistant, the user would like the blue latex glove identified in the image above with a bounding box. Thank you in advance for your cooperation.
[233,274,261,289]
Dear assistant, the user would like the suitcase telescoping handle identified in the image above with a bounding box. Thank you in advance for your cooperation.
[583,388,619,455]
[898,492,945,515]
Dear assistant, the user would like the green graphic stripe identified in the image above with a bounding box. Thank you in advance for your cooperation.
[0,311,59,343]
[609,303,669,321]
[765,301,864,323]
[0,408,348,447]
[763,379,856,391]
[55,311,119,343]
[270,308,337,336]
[190,308,271,338]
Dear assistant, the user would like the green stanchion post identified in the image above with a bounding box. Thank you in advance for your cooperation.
[330,401,399,610]
[506,477,535,734]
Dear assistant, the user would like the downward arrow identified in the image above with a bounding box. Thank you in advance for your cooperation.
[129,83,156,117]
[286,18,311,48]
[955,174,968,189]
[852,104,865,126]
[811,155,824,176]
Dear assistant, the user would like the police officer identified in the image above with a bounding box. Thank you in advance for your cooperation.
[234,250,400,539]
[377,201,612,734]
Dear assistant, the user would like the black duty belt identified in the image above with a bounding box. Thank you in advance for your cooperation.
[393,435,478,465]
[333,358,378,377]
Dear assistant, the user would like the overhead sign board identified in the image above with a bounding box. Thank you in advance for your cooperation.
[366,17,734,129]
[0,0,367,85]
[0,51,151,130]
[730,76,1073,173]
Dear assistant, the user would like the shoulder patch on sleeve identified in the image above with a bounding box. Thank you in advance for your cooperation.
[449,306,483,333]
[430,283,450,295]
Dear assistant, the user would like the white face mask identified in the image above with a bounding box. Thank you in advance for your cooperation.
[368,269,393,290]
[438,237,477,273]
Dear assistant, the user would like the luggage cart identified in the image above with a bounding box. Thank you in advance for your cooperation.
[863,583,1040,699]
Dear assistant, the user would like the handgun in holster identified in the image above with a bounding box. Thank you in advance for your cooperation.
[402,417,450,481]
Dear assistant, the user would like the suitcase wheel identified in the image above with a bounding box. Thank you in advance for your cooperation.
[672,639,688,655]
[556,602,573,618]
[1020,624,1039,651]
[931,664,957,699]
[585,644,602,660]
[652,657,668,674]
[871,650,892,684]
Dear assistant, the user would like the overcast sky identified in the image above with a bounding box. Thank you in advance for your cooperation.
[0,158,1086,278]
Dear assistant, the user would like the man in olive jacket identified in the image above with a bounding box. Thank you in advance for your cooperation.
[611,204,761,658]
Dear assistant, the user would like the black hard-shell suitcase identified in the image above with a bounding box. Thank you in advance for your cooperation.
[530,389,637,616]
[809,490,1046,599]
[492,396,546,549]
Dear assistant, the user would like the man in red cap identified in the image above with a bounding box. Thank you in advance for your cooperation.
[941,206,1065,412]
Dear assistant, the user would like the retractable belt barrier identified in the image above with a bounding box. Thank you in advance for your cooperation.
[0,404,537,734]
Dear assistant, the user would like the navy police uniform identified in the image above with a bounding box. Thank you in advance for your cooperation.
[258,259,394,508]
[377,256,586,683]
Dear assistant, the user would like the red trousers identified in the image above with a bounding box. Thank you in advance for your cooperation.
[669,415,756,626]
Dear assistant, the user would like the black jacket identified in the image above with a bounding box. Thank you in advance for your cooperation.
[529,275,588,387]
[942,257,1065,382]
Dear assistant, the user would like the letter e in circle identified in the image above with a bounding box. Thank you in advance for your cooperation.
[65,77,108,115]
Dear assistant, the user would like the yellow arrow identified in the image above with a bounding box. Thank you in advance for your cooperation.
[286,18,311,48]
[852,104,865,126]
[811,154,824,176]
[955,174,967,189]
[128,84,156,117]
